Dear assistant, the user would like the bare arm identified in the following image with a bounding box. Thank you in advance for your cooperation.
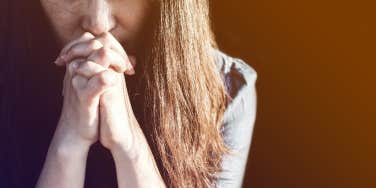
[110,124,166,188]
[54,31,166,188]
[36,32,114,188]
[36,122,91,188]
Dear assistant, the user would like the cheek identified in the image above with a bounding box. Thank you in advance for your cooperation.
[114,2,151,38]
[49,14,81,44]
[52,18,81,44]
[41,2,82,45]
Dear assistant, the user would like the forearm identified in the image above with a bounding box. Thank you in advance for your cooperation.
[111,127,166,188]
[36,125,91,188]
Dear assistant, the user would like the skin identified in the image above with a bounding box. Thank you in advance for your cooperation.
[36,0,165,187]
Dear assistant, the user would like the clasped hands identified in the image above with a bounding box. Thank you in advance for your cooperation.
[54,32,139,153]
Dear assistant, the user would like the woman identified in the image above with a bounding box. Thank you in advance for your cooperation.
[0,0,257,187]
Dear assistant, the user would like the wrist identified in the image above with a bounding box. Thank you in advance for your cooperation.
[110,129,166,188]
[102,115,142,154]
[53,121,93,154]
[109,125,145,160]
[37,127,91,188]
[46,135,91,169]
[50,138,91,161]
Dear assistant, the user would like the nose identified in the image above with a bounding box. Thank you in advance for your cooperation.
[81,0,116,36]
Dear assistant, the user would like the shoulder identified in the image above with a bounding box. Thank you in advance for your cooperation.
[212,49,258,187]
[213,48,258,132]
[214,49,258,96]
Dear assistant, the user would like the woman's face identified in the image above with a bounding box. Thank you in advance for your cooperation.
[40,0,152,55]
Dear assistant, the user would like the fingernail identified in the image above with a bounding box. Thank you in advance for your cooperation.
[54,55,67,65]
[54,57,61,65]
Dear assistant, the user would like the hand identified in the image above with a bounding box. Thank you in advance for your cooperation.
[57,32,138,152]
[54,32,121,149]
[55,32,166,187]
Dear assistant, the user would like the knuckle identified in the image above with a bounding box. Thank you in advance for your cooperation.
[81,61,92,70]
[91,48,111,68]
[75,64,87,75]
[95,71,116,87]
[120,62,128,72]
[71,75,81,90]
[68,61,79,74]
[89,39,103,49]
[99,33,111,46]
[86,60,99,69]
[102,32,111,41]
[99,47,111,58]
[97,73,108,85]
[83,32,95,38]
[68,47,79,57]
[71,74,87,92]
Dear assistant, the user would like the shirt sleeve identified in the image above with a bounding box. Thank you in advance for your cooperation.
[215,56,258,188]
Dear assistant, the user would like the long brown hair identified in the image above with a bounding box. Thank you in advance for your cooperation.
[139,0,230,187]
[2,0,228,187]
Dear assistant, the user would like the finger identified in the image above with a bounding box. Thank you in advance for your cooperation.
[96,32,127,57]
[63,40,104,65]
[61,32,96,55]
[75,60,107,78]
[55,32,95,66]
[96,33,136,72]
[65,59,84,96]
[87,47,134,74]
[128,55,136,67]
[68,60,81,76]
[84,69,119,98]
[72,74,89,92]
[125,56,137,75]
[62,69,68,97]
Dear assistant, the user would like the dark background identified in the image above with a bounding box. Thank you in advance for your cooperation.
[211,0,375,187]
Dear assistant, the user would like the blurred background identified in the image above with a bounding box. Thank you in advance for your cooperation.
[211,0,375,187]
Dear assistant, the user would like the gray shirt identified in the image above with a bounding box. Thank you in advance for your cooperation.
[214,49,258,188]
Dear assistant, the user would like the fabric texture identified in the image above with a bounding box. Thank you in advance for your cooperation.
[213,49,258,188]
